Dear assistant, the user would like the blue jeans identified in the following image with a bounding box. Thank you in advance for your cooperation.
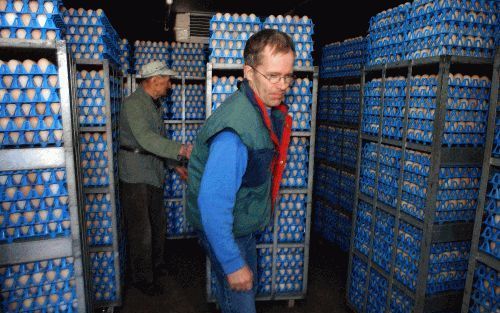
[197,231,257,313]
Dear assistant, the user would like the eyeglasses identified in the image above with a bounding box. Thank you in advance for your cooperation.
[251,66,295,85]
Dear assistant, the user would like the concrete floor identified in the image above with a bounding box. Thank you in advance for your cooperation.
[116,234,352,313]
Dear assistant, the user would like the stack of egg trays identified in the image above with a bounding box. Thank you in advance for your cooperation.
[280,137,309,188]
[162,82,181,119]
[171,42,206,78]
[327,85,343,123]
[256,193,307,245]
[318,125,341,164]
[359,142,378,200]
[350,202,474,312]
[90,251,117,302]
[342,128,358,170]
[118,38,130,74]
[0,0,64,40]
[401,149,481,223]
[263,15,314,68]
[361,78,382,136]
[76,59,123,306]
[252,246,305,296]
[479,172,500,262]
[163,121,203,237]
[133,41,171,73]
[314,125,329,163]
[0,58,63,147]
[344,84,361,124]
[316,200,352,251]
[166,82,205,120]
[210,75,242,111]
[317,85,329,122]
[467,261,499,313]
[320,37,366,78]
[407,74,490,147]
[382,77,406,140]
[285,78,312,131]
[0,41,89,312]
[393,221,471,295]
[339,169,356,213]
[376,144,402,210]
[62,8,121,66]
[76,69,106,127]
[405,0,498,60]
[209,13,261,64]
[493,93,500,156]
[461,48,500,313]
[313,162,341,208]
[366,3,411,66]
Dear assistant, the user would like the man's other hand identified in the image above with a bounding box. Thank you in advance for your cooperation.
[227,265,253,292]
[175,166,188,180]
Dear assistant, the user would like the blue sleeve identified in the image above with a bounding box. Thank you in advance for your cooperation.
[198,130,248,275]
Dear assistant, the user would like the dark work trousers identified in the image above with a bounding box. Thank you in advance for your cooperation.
[120,180,165,284]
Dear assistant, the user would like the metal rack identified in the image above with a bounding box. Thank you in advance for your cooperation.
[205,62,318,306]
[0,39,91,312]
[75,58,123,308]
[346,53,499,313]
[131,73,205,239]
[461,49,500,313]
[313,75,361,251]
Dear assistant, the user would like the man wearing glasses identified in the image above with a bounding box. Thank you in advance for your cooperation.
[187,29,294,313]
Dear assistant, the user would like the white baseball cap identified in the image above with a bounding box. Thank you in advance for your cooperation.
[140,61,177,78]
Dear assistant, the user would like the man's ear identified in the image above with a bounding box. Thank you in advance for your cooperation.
[243,65,253,81]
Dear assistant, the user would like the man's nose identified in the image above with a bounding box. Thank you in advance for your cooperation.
[277,78,288,90]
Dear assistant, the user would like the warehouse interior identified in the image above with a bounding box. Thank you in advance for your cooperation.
[0,0,499,313]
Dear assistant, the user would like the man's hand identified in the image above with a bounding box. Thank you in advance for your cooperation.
[179,143,193,159]
[175,166,188,180]
[227,265,253,292]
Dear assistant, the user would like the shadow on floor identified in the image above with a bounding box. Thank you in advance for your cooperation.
[115,233,352,313]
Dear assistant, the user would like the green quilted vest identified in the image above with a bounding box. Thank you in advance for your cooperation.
[186,83,283,237]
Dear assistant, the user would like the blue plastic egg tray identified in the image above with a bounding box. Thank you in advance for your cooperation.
[468,262,499,313]
[390,286,415,313]
[339,171,356,211]
[63,8,121,65]
[372,209,395,273]
[354,200,373,256]
[84,193,112,246]
[275,247,304,294]
[257,247,273,295]
[276,194,306,243]
[366,268,389,313]
[90,251,117,301]
[0,58,63,148]
[164,168,183,198]
[281,137,309,188]
[166,200,192,236]
[348,254,368,312]
[211,75,242,111]
[0,168,71,243]
[0,0,63,40]
[0,256,77,312]
[480,172,500,259]
[320,37,366,78]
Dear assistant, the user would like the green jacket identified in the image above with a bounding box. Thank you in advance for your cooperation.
[118,86,182,188]
[186,81,290,236]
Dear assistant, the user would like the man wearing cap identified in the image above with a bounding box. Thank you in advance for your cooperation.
[119,60,192,296]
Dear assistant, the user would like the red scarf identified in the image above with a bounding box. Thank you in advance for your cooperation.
[250,90,292,213]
